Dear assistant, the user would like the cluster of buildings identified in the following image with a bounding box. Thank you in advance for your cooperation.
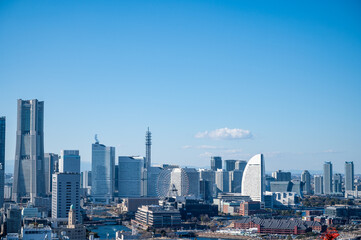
[0,99,360,239]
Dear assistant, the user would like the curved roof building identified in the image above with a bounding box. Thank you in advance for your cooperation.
[241,154,265,202]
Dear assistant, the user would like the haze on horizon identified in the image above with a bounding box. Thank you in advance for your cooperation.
[0,0,360,173]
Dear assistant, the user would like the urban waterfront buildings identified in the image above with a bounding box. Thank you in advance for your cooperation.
[59,150,80,174]
[345,161,354,191]
[314,175,324,195]
[52,172,81,222]
[301,170,311,195]
[91,140,115,203]
[241,154,265,202]
[12,99,45,203]
[211,156,222,171]
[323,162,333,195]
[0,116,5,207]
[118,156,144,197]
[44,153,59,195]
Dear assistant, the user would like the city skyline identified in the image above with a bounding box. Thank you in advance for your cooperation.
[1,1,361,173]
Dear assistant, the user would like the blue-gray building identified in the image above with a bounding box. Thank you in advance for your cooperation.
[345,161,354,191]
[118,156,143,197]
[211,156,222,171]
[0,116,5,207]
[323,162,333,195]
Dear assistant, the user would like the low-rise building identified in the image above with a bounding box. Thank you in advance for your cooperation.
[134,205,181,229]
[21,224,52,240]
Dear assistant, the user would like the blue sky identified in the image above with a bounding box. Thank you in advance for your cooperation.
[1,0,360,173]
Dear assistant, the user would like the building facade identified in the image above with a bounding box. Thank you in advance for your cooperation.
[241,154,265,202]
[0,117,5,207]
[215,169,230,193]
[301,170,311,195]
[91,141,115,203]
[314,175,323,195]
[59,150,80,174]
[323,162,333,195]
[211,156,222,171]
[44,153,58,195]
[225,160,236,171]
[13,99,45,202]
[345,161,354,191]
[118,156,143,197]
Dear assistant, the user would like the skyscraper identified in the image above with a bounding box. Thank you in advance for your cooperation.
[13,99,45,202]
[230,170,243,193]
[118,156,143,197]
[225,160,236,171]
[52,172,80,222]
[301,170,311,195]
[215,169,230,193]
[44,153,59,195]
[241,154,265,202]
[323,162,333,195]
[235,160,247,171]
[0,117,5,207]
[333,173,342,193]
[272,170,291,181]
[314,175,323,195]
[145,128,152,168]
[170,167,200,197]
[91,139,115,203]
[345,161,354,191]
[211,156,222,171]
[59,150,80,173]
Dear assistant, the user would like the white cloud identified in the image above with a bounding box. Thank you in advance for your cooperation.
[195,127,252,140]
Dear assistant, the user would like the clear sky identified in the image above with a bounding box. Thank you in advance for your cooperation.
[1,0,361,174]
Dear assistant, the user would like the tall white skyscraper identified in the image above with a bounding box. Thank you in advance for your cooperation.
[301,170,311,195]
[241,154,265,202]
[118,156,144,197]
[323,162,333,195]
[52,172,80,222]
[345,161,354,191]
[13,99,45,202]
[91,140,115,203]
[59,150,80,174]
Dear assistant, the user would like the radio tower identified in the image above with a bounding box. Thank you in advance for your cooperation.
[145,127,152,169]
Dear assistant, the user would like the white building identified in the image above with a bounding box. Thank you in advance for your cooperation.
[59,150,80,174]
[118,156,144,197]
[170,168,200,197]
[241,154,265,202]
[22,224,52,240]
[92,141,115,203]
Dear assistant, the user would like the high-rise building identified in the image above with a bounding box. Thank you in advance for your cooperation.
[301,170,311,195]
[272,170,291,181]
[235,160,247,171]
[118,156,143,197]
[215,169,230,193]
[314,175,323,195]
[143,128,152,197]
[241,154,265,202]
[225,160,236,171]
[44,153,59,195]
[13,99,45,202]
[199,169,215,198]
[182,168,200,197]
[333,174,342,193]
[59,150,80,173]
[171,168,200,197]
[230,170,243,193]
[147,166,162,197]
[345,161,354,191]
[52,172,80,222]
[91,140,115,203]
[323,162,333,195]
[211,156,222,171]
[0,116,5,207]
[145,128,152,168]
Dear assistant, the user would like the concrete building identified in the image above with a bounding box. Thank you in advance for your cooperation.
[6,205,22,234]
[59,150,80,174]
[171,168,200,197]
[333,173,342,193]
[230,170,243,193]
[147,166,162,197]
[120,197,159,213]
[272,170,291,181]
[199,169,215,198]
[21,224,52,240]
[235,160,247,171]
[215,169,230,193]
[301,170,311,194]
[211,156,222,171]
[44,153,58,195]
[134,205,181,229]
[13,99,45,202]
[242,154,265,202]
[118,156,143,197]
[225,160,236,171]
[314,175,323,195]
[52,172,80,222]
[323,162,333,195]
[53,205,86,240]
[345,161,354,191]
[0,116,5,207]
[182,168,200,197]
[91,141,115,203]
